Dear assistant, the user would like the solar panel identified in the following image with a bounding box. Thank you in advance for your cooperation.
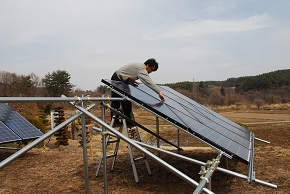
[0,103,43,143]
[0,121,21,144]
[102,79,254,164]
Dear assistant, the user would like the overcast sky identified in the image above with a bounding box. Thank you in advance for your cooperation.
[1,1,289,91]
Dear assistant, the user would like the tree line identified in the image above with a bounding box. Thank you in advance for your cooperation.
[163,69,290,107]
[226,69,290,92]
[1,68,288,137]
[165,69,290,92]
[0,70,107,97]
[0,70,106,118]
[1,68,290,110]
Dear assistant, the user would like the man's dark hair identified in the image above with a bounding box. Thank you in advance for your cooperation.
[144,58,159,71]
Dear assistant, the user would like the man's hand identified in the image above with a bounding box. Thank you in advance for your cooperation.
[159,92,165,101]
[127,78,139,86]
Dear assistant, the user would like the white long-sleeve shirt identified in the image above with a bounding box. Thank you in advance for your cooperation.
[115,62,161,94]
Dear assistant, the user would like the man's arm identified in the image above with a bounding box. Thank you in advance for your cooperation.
[138,71,165,101]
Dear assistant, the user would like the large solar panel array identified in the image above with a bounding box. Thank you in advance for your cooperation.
[102,79,254,164]
[0,103,43,144]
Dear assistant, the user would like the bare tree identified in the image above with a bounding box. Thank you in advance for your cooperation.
[29,73,41,96]
[0,71,20,96]
[254,99,265,109]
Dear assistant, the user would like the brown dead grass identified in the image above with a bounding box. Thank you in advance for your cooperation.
[0,107,289,194]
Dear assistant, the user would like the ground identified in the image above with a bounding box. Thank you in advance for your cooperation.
[0,108,289,194]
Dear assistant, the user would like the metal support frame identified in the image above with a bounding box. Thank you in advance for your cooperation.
[0,96,125,103]
[156,116,160,148]
[0,147,19,150]
[156,116,161,159]
[122,117,152,182]
[193,152,223,194]
[0,96,123,194]
[80,95,90,194]
[177,128,180,154]
[73,101,214,194]
[0,103,95,170]
[138,142,276,189]
[0,96,278,193]
[0,102,95,193]
[100,98,108,194]
[95,117,122,176]
[248,133,255,182]
[92,128,277,190]
[96,114,152,183]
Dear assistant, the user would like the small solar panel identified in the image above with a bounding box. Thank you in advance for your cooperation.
[102,79,254,164]
[0,103,43,143]
[0,121,21,144]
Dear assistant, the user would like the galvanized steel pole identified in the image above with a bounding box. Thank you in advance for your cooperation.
[0,104,95,169]
[193,152,223,194]
[80,95,90,194]
[0,97,124,103]
[73,103,214,194]
[101,97,109,194]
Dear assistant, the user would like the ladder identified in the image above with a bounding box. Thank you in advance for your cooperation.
[95,114,152,183]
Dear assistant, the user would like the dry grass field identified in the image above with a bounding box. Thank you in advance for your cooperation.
[0,105,289,193]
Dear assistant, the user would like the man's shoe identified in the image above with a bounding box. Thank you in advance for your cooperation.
[126,121,136,128]
[112,120,123,127]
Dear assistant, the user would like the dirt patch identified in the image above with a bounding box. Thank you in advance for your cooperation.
[0,109,289,193]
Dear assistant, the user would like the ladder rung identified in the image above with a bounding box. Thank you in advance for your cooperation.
[108,139,119,144]
[106,153,117,158]
[134,156,146,161]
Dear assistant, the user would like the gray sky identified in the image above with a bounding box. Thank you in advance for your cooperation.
[1,0,289,91]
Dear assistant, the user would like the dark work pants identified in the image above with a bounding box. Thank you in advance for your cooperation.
[111,72,132,119]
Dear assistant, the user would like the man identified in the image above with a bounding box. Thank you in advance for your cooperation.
[111,58,165,126]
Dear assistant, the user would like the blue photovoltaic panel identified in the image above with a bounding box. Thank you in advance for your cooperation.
[4,111,43,140]
[102,79,254,164]
[0,121,21,144]
[0,103,43,143]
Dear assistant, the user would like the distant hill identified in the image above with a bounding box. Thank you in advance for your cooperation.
[163,69,290,92]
